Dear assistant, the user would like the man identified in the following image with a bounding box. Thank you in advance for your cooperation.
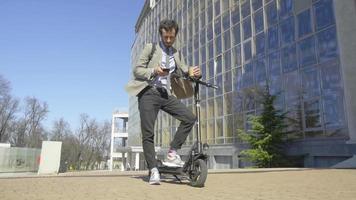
[125,19,201,185]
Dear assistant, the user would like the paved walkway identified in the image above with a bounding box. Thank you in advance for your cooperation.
[1,169,355,200]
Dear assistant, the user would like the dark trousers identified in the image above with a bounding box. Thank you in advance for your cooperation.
[138,86,196,170]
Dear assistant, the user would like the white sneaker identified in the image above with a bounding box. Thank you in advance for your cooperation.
[149,167,160,185]
[163,154,185,167]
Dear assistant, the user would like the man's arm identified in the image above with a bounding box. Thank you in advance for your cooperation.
[133,43,155,80]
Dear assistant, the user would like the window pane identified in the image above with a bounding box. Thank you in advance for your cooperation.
[224,92,233,115]
[266,0,278,26]
[279,0,293,19]
[233,67,243,92]
[222,11,230,31]
[223,30,231,51]
[215,74,223,96]
[214,17,222,36]
[304,99,322,129]
[208,98,215,119]
[224,71,232,93]
[215,35,222,55]
[224,50,232,71]
[243,40,252,61]
[216,55,223,74]
[241,0,251,18]
[321,60,342,93]
[243,17,252,40]
[323,92,345,129]
[233,92,243,112]
[268,50,281,76]
[224,115,234,142]
[314,0,335,31]
[215,95,224,116]
[232,44,242,67]
[297,9,312,38]
[255,57,267,86]
[242,62,254,88]
[284,71,300,104]
[252,0,263,11]
[214,0,221,17]
[281,44,297,73]
[207,23,213,41]
[221,0,230,12]
[317,27,338,63]
[255,32,266,56]
[254,9,264,33]
[267,25,279,51]
[232,24,241,46]
[231,5,240,25]
[302,67,320,99]
[280,16,295,45]
[298,36,317,67]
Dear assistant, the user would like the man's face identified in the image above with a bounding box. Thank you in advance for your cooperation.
[160,29,176,48]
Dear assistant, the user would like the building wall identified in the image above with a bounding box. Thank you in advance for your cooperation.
[129,0,356,168]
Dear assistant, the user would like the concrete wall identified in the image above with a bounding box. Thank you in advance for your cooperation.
[334,0,356,143]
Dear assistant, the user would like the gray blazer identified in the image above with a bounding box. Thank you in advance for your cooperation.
[125,43,191,97]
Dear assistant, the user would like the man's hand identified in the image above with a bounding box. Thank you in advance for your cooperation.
[191,66,202,78]
[154,66,169,77]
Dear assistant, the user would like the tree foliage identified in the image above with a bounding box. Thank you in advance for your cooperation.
[238,87,289,168]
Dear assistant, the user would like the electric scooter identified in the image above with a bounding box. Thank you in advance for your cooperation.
[156,75,218,187]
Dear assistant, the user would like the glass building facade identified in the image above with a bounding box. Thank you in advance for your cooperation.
[129,0,356,168]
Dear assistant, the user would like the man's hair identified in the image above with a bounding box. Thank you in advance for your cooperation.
[159,19,179,36]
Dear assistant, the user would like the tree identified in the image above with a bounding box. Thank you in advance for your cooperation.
[0,75,19,142]
[238,87,289,168]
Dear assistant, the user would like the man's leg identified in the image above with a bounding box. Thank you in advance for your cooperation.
[138,89,161,170]
[162,96,197,150]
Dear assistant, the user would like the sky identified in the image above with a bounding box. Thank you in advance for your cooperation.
[0,0,144,130]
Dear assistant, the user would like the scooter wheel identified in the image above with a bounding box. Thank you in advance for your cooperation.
[190,159,207,187]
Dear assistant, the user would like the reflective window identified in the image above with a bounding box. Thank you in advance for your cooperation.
[302,67,320,99]
[280,16,295,45]
[207,40,214,60]
[321,60,342,93]
[208,98,215,119]
[243,17,252,40]
[244,92,255,111]
[222,11,230,31]
[297,9,312,38]
[266,0,278,26]
[241,0,251,18]
[214,0,221,17]
[279,0,293,19]
[232,24,241,46]
[317,27,338,63]
[298,36,317,67]
[200,12,206,29]
[233,44,242,67]
[314,0,335,31]
[323,92,345,129]
[267,25,279,51]
[252,0,263,11]
[201,45,206,63]
[215,35,222,55]
[208,59,214,79]
[216,55,223,74]
[215,95,224,116]
[242,62,254,88]
[221,0,230,13]
[206,23,214,41]
[216,118,224,139]
[233,92,243,112]
[255,32,265,56]
[231,5,240,25]
[284,71,300,105]
[243,40,252,61]
[224,50,232,71]
[233,67,243,92]
[207,4,213,23]
[224,71,232,93]
[304,99,322,129]
[255,58,267,86]
[281,44,297,73]
[215,74,223,96]
[223,30,231,51]
[214,17,222,36]
[268,51,281,76]
[254,9,264,34]
[200,28,206,46]
[224,115,234,142]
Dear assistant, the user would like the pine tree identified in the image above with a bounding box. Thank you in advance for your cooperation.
[238,87,288,168]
